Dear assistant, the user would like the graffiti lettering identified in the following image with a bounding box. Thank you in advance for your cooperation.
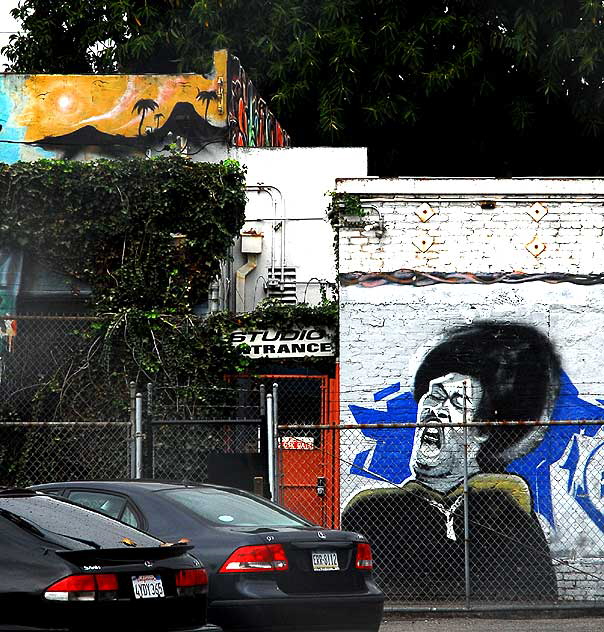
[227,55,290,148]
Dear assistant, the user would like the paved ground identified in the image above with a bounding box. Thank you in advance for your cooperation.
[380,615,604,631]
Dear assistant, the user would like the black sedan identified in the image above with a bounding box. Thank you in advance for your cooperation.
[0,487,208,631]
[32,481,384,632]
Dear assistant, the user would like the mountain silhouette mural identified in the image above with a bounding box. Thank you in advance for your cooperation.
[30,102,227,158]
[158,102,225,145]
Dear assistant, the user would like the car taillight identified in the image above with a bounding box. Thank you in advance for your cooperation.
[45,574,119,601]
[219,544,289,573]
[175,568,208,596]
[355,542,373,570]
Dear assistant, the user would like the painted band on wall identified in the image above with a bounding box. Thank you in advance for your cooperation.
[0,49,291,163]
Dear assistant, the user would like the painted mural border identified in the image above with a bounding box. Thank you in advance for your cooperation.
[340,270,604,287]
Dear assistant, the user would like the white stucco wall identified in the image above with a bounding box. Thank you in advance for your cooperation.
[228,146,367,310]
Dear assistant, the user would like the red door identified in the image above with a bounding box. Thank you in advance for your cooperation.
[263,371,340,528]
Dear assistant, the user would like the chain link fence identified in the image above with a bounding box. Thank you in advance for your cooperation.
[147,381,265,491]
[0,316,275,490]
[0,315,134,486]
[0,422,131,487]
[278,418,604,608]
[0,316,128,423]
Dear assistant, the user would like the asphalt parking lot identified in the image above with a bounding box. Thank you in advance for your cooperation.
[379,615,604,631]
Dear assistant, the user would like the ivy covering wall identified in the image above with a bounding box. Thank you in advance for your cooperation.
[0,156,247,312]
[0,156,337,427]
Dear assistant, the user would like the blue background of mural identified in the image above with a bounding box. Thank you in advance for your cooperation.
[349,372,604,530]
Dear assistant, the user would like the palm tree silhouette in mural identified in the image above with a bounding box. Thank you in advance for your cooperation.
[154,112,165,129]
[196,89,219,120]
[132,99,159,136]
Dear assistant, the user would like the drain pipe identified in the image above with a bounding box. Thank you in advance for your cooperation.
[236,253,257,313]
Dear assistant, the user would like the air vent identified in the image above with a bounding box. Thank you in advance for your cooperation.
[266,267,297,304]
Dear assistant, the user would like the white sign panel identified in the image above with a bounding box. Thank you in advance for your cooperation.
[279,436,316,450]
[230,328,334,358]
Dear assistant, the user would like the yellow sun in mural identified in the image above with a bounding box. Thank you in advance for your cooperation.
[57,95,73,111]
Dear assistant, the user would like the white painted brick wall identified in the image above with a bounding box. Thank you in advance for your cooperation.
[554,560,604,601]
[337,189,604,275]
[337,179,604,602]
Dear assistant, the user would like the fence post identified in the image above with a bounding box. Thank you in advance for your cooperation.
[272,382,280,504]
[145,382,153,478]
[129,381,137,479]
[266,392,275,501]
[135,392,143,479]
[259,383,266,465]
[462,379,471,608]
[259,383,266,417]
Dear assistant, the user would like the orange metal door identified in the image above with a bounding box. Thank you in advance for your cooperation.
[262,371,340,529]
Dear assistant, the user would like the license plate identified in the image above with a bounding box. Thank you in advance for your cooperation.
[132,574,165,599]
[312,551,339,572]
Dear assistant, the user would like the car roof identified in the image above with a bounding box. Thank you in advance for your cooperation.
[0,488,38,497]
[31,479,243,494]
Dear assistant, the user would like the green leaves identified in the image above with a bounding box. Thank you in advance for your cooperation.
[0,157,247,314]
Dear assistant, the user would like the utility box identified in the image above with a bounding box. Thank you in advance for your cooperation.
[240,231,263,254]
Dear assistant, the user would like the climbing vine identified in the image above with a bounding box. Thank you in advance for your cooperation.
[0,157,337,426]
[0,156,247,313]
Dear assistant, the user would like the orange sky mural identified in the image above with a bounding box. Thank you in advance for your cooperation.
[15,50,227,142]
[0,49,288,163]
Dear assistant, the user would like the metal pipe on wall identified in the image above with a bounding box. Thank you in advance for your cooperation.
[208,278,220,313]
[246,185,287,286]
[235,253,258,312]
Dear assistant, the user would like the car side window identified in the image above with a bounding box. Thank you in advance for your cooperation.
[120,504,140,528]
[66,490,126,520]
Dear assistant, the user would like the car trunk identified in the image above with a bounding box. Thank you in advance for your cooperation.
[233,527,369,595]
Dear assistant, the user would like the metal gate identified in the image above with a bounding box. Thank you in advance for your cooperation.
[270,373,340,528]
[142,375,340,521]
[145,381,266,492]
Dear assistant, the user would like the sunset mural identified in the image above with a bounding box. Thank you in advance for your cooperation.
[0,49,289,163]
[0,49,229,162]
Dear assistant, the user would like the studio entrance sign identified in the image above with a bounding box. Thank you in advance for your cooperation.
[230,328,335,358]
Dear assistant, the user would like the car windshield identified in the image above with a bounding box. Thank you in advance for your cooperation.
[0,494,159,548]
[161,488,310,528]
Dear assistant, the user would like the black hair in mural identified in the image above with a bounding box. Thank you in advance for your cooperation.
[413,321,561,470]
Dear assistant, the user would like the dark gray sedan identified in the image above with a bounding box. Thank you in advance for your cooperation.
[31,481,384,632]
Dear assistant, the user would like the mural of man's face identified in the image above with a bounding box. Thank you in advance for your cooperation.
[411,372,485,491]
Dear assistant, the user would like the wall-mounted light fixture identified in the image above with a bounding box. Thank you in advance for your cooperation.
[360,205,386,238]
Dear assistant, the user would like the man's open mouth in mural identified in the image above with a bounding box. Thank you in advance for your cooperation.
[418,424,442,458]
[411,372,484,491]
